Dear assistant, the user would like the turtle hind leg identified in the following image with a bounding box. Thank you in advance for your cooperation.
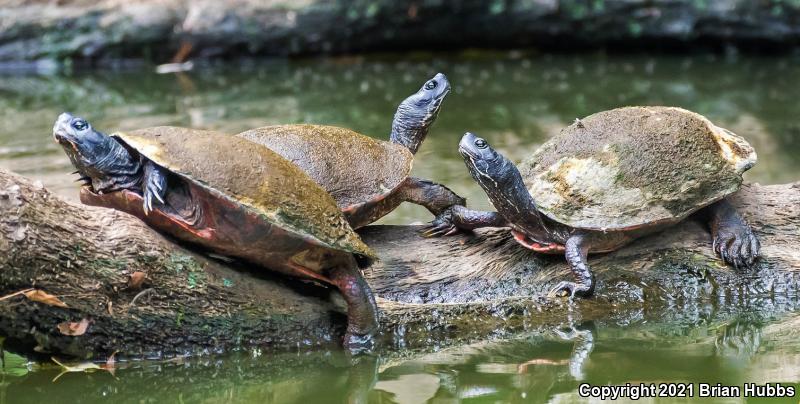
[705,199,760,269]
[327,256,379,354]
[549,233,595,299]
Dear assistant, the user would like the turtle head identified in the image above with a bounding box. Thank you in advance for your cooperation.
[459,132,544,230]
[390,73,450,154]
[458,132,515,188]
[54,113,109,177]
[53,113,140,193]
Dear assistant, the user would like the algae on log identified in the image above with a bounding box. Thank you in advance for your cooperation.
[4,0,800,65]
[0,167,799,359]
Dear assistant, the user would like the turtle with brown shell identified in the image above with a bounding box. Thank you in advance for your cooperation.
[426,107,760,298]
[237,73,465,229]
[53,113,380,351]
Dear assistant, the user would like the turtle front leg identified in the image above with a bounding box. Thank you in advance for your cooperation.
[142,161,167,215]
[549,233,595,299]
[422,205,508,237]
[327,257,380,354]
[704,199,760,268]
[400,176,466,223]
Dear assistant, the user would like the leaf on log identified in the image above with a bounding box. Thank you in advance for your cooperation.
[128,271,147,289]
[56,318,90,336]
[23,290,68,308]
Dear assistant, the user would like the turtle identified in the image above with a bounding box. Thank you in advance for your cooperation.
[237,73,465,229]
[425,106,760,298]
[52,112,380,351]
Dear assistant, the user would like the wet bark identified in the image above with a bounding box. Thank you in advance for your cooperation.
[1,167,799,359]
[3,0,800,67]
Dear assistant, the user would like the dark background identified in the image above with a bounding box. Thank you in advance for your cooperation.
[3,0,800,70]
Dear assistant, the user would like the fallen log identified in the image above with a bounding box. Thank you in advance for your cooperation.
[1,168,799,359]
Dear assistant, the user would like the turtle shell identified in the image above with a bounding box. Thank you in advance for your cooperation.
[237,125,413,210]
[519,106,757,231]
[112,126,376,260]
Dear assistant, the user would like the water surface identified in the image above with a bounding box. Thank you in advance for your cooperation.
[4,314,800,403]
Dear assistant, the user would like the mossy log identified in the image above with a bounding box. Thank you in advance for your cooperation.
[1,168,799,359]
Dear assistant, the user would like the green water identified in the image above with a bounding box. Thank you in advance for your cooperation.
[4,316,800,403]
[2,53,800,403]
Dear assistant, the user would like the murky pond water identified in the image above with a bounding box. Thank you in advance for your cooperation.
[2,53,800,402]
[4,314,800,403]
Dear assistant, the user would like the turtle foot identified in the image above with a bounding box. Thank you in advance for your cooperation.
[420,210,460,238]
[548,281,594,299]
[713,223,760,269]
[142,163,167,215]
[343,331,376,355]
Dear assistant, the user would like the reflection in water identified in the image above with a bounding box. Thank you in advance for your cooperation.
[714,318,762,359]
[1,54,799,225]
[5,315,800,403]
[554,324,595,381]
[2,350,380,404]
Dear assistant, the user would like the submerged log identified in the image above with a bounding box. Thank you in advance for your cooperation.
[0,168,799,359]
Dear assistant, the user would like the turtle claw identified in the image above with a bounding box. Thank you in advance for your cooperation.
[143,193,152,216]
[548,281,593,299]
[712,223,760,270]
[74,176,91,186]
[444,227,460,236]
[142,167,167,216]
[153,190,165,204]
[748,236,760,266]
[421,222,456,238]
[143,189,162,216]
[143,191,165,216]
[421,210,460,238]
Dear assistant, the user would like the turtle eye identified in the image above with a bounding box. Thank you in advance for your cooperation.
[424,80,437,90]
[72,119,88,131]
[474,138,488,149]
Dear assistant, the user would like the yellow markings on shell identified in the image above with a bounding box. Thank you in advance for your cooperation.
[113,132,176,171]
[710,125,758,174]
[529,156,671,229]
[649,107,756,174]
